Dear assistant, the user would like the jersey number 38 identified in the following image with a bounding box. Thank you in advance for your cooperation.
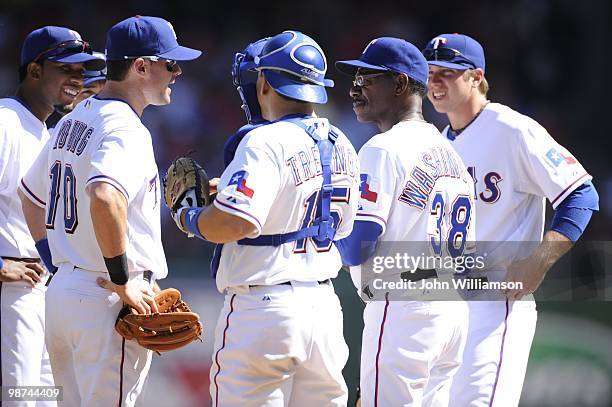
[428,192,472,258]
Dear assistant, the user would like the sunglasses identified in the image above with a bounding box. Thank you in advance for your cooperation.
[34,40,92,63]
[352,72,388,87]
[125,56,178,72]
[422,47,476,68]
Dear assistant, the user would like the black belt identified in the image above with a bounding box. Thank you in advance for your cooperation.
[400,268,438,282]
[250,279,331,288]
[143,270,153,283]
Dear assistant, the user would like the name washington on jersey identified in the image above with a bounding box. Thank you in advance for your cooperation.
[399,146,468,209]
[286,143,358,185]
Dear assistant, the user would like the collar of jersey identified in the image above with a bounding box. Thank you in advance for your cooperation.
[8,96,45,126]
[93,95,140,119]
[274,113,316,123]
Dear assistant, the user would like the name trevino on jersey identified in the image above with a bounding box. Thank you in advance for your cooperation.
[287,144,358,186]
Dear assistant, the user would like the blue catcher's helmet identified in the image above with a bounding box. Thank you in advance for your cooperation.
[254,31,334,104]
[232,37,269,124]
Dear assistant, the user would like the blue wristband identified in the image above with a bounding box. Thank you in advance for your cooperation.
[35,238,57,274]
[184,207,207,240]
[0,257,4,270]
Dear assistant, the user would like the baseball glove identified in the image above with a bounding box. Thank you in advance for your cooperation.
[115,288,203,353]
[163,157,212,215]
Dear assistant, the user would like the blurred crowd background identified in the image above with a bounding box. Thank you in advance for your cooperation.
[1,0,610,405]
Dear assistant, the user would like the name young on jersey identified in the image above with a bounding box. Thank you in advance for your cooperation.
[398,146,466,209]
[52,119,94,156]
[286,144,358,186]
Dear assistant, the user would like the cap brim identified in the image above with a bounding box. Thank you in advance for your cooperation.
[335,60,390,76]
[426,60,471,71]
[51,53,107,71]
[157,45,202,61]
[265,71,328,104]
[84,76,106,86]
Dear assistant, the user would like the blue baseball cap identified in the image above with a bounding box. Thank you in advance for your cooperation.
[423,34,485,71]
[21,26,105,70]
[83,52,107,86]
[106,16,202,61]
[335,37,428,87]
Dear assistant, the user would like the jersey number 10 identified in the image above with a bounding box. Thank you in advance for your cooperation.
[45,161,78,233]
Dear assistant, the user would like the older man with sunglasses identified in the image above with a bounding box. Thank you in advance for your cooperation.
[0,25,103,407]
[335,37,475,406]
[423,33,598,407]
[18,16,201,406]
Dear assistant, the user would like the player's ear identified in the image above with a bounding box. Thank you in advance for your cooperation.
[258,71,271,95]
[26,61,42,80]
[395,73,409,96]
[469,68,484,88]
[133,58,148,76]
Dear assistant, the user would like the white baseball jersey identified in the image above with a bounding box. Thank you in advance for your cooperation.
[213,117,360,292]
[445,102,591,271]
[19,96,167,279]
[445,103,590,407]
[0,98,50,258]
[0,97,55,405]
[350,120,476,289]
[351,120,473,405]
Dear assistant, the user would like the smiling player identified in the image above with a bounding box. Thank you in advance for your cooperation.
[1,25,103,406]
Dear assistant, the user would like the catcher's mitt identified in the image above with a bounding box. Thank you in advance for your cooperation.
[163,157,212,214]
[115,288,203,353]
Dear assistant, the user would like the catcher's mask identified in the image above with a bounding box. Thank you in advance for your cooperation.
[254,30,334,104]
[232,37,268,124]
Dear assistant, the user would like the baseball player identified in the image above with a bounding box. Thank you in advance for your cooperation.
[335,37,475,406]
[50,51,107,123]
[172,31,360,406]
[63,51,107,113]
[423,33,599,406]
[1,26,103,407]
[18,16,201,406]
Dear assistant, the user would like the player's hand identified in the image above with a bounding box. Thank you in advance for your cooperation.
[96,277,159,314]
[0,259,45,287]
[209,177,219,195]
[505,233,572,300]
[504,255,546,300]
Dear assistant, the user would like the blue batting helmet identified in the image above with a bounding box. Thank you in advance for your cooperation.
[232,38,268,124]
[254,31,333,104]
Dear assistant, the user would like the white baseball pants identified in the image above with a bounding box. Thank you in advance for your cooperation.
[210,280,349,406]
[1,279,55,407]
[45,264,152,407]
[449,300,537,407]
[360,299,468,407]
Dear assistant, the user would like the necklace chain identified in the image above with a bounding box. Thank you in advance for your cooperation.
[451,101,490,135]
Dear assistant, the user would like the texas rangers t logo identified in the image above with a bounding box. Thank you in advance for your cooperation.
[430,37,448,49]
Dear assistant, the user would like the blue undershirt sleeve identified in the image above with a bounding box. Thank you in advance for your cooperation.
[550,180,599,242]
[336,220,383,266]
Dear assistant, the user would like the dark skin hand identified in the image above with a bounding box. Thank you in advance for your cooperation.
[0,259,46,287]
